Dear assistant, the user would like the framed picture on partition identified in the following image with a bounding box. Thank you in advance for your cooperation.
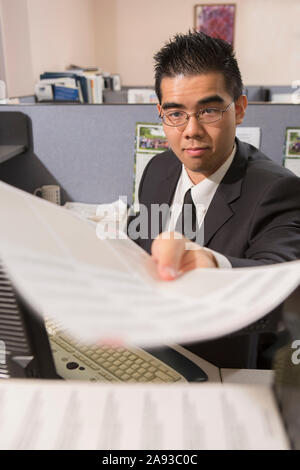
[133,123,169,208]
[194,4,236,46]
[284,127,300,157]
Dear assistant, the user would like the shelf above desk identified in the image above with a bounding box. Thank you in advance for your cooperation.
[0,144,26,164]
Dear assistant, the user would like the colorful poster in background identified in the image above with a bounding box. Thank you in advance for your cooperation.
[194,4,236,46]
[133,123,168,210]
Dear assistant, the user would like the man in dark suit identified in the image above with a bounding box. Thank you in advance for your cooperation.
[128,32,300,367]
[134,137,300,268]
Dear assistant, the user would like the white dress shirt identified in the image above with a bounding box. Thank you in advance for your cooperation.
[166,144,237,268]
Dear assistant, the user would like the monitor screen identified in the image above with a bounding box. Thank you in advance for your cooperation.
[0,260,58,379]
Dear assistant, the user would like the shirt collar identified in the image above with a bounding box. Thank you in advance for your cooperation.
[181,143,237,206]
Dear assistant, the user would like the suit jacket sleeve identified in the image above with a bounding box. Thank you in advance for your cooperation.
[225,173,300,267]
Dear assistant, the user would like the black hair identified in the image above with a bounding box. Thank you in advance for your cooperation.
[154,31,243,103]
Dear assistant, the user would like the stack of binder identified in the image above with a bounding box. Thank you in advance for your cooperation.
[35,68,106,104]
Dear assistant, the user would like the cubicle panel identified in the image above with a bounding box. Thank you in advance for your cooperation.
[242,104,299,166]
[0,104,159,204]
[0,103,299,204]
[18,96,36,104]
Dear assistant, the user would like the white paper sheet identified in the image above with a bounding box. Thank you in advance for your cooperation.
[0,380,289,450]
[0,181,300,346]
[284,158,300,177]
[236,127,261,148]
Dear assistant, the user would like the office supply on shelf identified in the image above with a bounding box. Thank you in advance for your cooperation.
[53,85,79,102]
[111,74,121,91]
[38,70,105,103]
[86,74,104,104]
[1,181,300,348]
[39,72,86,103]
[127,88,158,103]
[35,77,78,101]
[271,93,293,103]
[67,64,99,72]
[34,82,53,102]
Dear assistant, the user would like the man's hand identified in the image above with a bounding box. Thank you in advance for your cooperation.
[151,232,218,280]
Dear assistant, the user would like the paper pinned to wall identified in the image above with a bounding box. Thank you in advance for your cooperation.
[236,127,261,148]
[284,158,300,177]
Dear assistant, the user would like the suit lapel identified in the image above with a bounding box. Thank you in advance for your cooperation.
[145,140,249,245]
[204,140,248,246]
[152,156,182,206]
[151,154,182,233]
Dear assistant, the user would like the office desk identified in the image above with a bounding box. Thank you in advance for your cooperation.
[174,345,275,385]
[220,368,275,385]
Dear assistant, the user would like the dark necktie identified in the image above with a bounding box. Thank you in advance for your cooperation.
[175,188,197,241]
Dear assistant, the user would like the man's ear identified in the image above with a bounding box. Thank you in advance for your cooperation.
[157,103,162,116]
[235,95,248,125]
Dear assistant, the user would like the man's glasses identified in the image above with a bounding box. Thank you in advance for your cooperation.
[160,101,233,127]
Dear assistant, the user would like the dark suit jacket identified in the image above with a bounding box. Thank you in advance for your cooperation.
[128,138,300,368]
[130,138,300,267]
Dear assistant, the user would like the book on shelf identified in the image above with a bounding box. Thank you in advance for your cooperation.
[87,74,104,104]
[35,76,80,103]
[53,85,79,102]
[39,72,85,103]
[38,70,105,104]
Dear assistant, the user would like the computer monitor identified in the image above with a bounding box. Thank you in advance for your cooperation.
[0,261,58,379]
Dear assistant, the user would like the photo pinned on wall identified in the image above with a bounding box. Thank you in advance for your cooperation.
[133,123,169,210]
[194,4,236,46]
[283,127,300,178]
[136,123,168,154]
[284,128,300,157]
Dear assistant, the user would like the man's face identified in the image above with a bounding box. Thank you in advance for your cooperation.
[157,73,247,183]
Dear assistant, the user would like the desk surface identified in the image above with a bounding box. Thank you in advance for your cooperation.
[175,345,275,385]
[220,368,275,385]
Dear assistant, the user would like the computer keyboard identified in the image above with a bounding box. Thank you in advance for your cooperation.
[45,319,188,383]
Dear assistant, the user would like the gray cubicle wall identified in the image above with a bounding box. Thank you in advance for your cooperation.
[0,103,299,204]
